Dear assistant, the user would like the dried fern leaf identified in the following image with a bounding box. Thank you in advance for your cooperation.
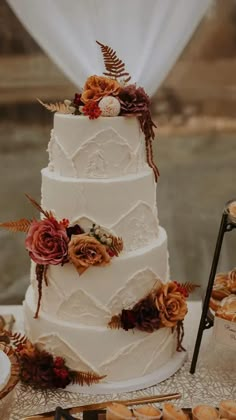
[0,218,31,233]
[96,40,131,83]
[108,315,122,329]
[8,331,28,348]
[71,370,106,386]
[25,193,52,218]
[37,98,71,114]
[181,282,200,294]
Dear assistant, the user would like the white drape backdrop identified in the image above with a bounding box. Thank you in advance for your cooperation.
[7,0,211,96]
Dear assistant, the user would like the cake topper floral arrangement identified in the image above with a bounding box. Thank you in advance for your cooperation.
[0,194,123,318]
[39,40,159,181]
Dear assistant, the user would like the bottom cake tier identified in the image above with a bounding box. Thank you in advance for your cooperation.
[24,286,177,383]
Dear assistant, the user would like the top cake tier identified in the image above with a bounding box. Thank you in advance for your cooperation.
[48,114,149,179]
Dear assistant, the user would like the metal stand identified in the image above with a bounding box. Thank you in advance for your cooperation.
[190,200,236,374]
[55,407,76,419]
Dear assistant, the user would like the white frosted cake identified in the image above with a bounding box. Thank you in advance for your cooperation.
[4,42,189,391]
[24,114,175,384]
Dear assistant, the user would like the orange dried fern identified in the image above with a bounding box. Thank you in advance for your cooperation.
[108,315,122,329]
[0,218,31,233]
[8,331,28,348]
[71,370,106,386]
[96,40,131,83]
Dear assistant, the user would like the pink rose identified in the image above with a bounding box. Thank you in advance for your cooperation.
[25,218,69,265]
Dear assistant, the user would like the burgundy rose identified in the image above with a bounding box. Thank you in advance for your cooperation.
[133,296,160,333]
[121,309,137,330]
[25,217,69,265]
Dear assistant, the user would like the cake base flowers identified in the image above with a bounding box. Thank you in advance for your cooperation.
[108,280,197,351]
[1,331,105,390]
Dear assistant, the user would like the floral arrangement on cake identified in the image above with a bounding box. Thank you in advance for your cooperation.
[109,280,198,351]
[0,332,105,389]
[0,194,123,318]
[38,40,159,181]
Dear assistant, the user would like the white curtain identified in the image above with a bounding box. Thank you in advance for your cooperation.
[7,0,211,96]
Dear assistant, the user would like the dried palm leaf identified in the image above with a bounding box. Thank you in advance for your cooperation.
[96,40,131,83]
[0,218,31,232]
[37,98,71,114]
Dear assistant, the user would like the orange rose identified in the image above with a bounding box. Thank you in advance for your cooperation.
[155,282,188,328]
[81,75,120,103]
[68,234,110,275]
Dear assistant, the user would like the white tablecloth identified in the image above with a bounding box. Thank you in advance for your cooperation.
[0,302,235,419]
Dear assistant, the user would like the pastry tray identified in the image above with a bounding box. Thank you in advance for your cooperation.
[83,408,194,420]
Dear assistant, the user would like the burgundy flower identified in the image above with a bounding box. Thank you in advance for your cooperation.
[73,93,83,106]
[20,350,55,388]
[53,367,70,388]
[54,356,65,368]
[82,101,102,119]
[25,217,69,265]
[118,84,150,114]
[66,224,84,239]
[121,309,137,330]
[133,296,160,333]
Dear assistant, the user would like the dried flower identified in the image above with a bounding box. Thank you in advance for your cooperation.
[66,224,84,239]
[81,75,120,103]
[68,233,110,275]
[19,348,71,389]
[73,93,83,106]
[155,282,188,328]
[120,309,137,330]
[99,96,121,116]
[25,218,69,265]
[82,101,102,119]
[133,295,160,332]
[118,84,150,114]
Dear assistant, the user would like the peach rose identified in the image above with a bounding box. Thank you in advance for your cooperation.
[81,75,120,103]
[68,234,110,275]
[155,282,188,328]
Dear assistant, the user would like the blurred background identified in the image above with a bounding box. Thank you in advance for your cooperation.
[0,0,235,304]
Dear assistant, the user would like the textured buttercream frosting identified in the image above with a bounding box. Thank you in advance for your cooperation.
[24,114,175,384]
